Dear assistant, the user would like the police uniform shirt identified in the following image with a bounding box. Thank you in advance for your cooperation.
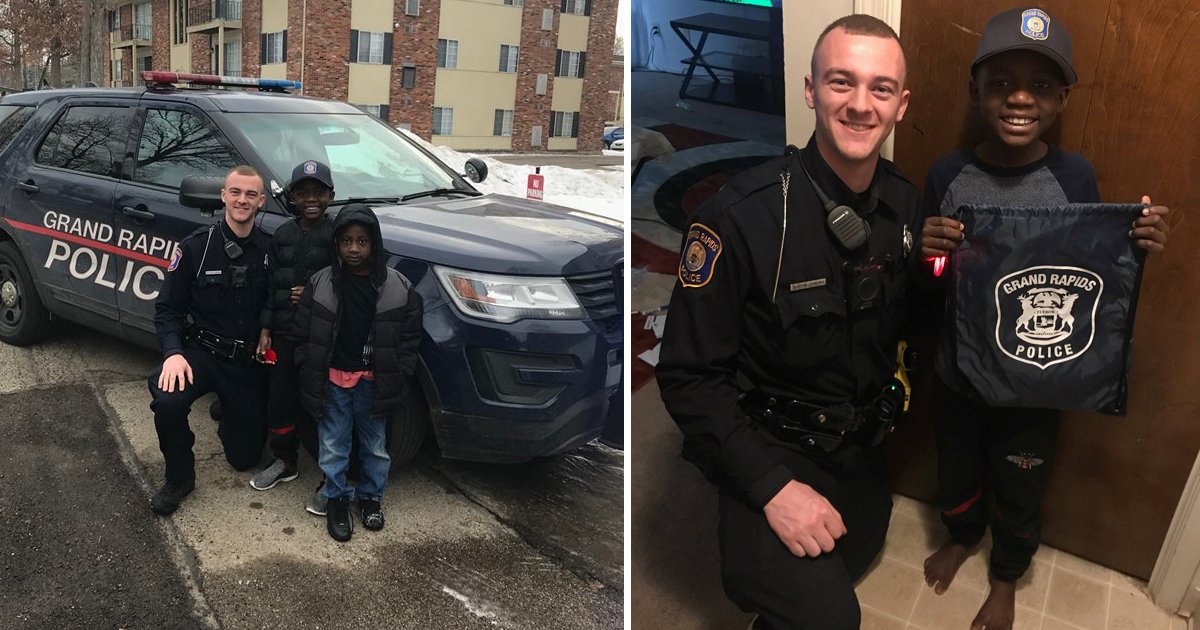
[155,220,272,358]
[923,146,1100,394]
[657,136,924,508]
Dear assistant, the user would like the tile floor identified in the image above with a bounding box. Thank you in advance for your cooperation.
[861,495,1191,630]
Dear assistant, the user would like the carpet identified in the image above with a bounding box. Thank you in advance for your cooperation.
[632,123,779,394]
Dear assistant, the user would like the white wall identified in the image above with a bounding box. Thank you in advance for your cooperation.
[782,0,855,147]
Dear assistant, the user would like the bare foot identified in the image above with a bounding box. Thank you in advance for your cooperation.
[923,542,972,595]
[971,579,1016,630]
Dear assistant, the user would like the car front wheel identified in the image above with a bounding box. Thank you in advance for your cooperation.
[0,240,51,346]
[390,378,431,465]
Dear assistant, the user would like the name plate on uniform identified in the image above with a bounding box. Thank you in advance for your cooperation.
[789,278,827,292]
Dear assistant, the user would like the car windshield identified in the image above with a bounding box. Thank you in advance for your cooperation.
[224,112,467,200]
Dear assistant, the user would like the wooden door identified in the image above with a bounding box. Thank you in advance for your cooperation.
[890,0,1200,579]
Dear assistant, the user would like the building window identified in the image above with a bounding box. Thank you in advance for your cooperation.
[357,104,390,121]
[405,0,419,16]
[134,3,152,39]
[109,9,121,31]
[172,0,186,44]
[550,111,578,138]
[437,39,458,69]
[493,109,513,137]
[138,55,153,83]
[401,65,416,89]
[499,45,518,73]
[114,58,123,82]
[561,0,590,16]
[530,124,543,147]
[503,0,524,6]
[541,8,554,30]
[223,38,240,76]
[351,31,390,64]
[432,107,453,135]
[397,123,412,132]
[261,31,286,64]
[535,73,548,95]
[555,50,585,78]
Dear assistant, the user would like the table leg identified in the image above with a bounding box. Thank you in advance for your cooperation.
[672,25,719,100]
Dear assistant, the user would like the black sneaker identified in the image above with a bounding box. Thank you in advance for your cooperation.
[359,498,384,531]
[150,478,196,515]
[326,496,353,542]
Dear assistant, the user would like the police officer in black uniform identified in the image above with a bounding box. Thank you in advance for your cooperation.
[656,16,924,629]
[148,165,273,515]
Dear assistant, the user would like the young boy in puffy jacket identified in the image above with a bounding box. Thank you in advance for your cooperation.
[292,203,422,541]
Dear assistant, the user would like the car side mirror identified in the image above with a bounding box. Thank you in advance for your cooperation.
[179,175,225,212]
[463,158,488,184]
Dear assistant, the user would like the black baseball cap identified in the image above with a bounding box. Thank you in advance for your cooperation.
[287,159,334,192]
[972,7,1077,85]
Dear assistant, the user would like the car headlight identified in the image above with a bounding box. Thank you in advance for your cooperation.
[433,265,585,323]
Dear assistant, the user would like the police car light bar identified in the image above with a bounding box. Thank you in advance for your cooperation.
[141,71,302,91]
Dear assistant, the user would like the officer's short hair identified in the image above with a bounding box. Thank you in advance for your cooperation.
[225,165,262,190]
[811,15,905,77]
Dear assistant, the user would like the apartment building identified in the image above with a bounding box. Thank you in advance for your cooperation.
[106,0,618,151]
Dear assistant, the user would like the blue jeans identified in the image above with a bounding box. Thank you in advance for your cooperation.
[319,379,391,501]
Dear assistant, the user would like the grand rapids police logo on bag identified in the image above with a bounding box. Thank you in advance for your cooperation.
[995,266,1102,369]
[953,204,1146,414]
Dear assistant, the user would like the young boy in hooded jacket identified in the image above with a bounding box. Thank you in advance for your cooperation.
[292,203,423,541]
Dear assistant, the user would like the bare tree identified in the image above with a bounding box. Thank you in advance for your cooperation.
[1,0,84,88]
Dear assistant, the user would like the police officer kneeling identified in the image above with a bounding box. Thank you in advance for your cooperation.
[148,165,272,515]
[657,15,922,630]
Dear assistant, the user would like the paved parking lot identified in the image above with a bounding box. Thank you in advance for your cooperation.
[0,322,623,629]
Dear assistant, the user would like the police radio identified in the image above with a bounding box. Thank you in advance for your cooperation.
[788,147,871,251]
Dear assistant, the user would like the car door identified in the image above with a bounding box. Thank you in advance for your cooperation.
[111,102,244,341]
[4,98,137,322]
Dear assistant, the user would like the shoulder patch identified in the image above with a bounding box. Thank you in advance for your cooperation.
[678,223,722,288]
[167,246,183,272]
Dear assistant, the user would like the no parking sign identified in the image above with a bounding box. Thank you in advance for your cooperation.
[527,172,544,201]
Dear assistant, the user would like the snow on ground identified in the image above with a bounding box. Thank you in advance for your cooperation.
[401,130,626,226]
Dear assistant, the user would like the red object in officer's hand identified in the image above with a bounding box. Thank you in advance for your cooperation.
[259,348,277,365]
[928,256,947,278]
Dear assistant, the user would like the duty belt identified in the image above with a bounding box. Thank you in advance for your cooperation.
[740,388,901,453]
[186,326,256,363]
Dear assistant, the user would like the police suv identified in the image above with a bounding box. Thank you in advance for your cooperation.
[0,72,623,464]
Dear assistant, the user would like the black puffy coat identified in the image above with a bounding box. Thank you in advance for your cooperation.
[292,204,423,418]
[260,216,336,337]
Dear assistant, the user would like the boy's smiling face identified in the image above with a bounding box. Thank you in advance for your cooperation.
[972,49,1070,151]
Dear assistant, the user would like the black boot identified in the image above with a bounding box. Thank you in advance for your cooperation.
[326,496,353,542]
[150,478,196,515]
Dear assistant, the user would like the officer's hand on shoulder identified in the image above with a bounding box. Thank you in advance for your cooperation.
[763,480,847,558]
[1131,195,1169,254]
[158,354,194,393]
[920,216,965,258]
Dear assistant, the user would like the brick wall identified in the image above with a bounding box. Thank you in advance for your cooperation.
[512,0,558,152]
[191,33,212,73]
[242,0,262,78]
[578,0,617,151]
[389,0,439,138]
[152,0,170,72]
[289,0,349,100]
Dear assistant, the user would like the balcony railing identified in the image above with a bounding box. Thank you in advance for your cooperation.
[188,1,242,25]
[113,23,153,41]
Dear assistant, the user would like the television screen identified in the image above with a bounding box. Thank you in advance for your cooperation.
[700,0,778,6]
